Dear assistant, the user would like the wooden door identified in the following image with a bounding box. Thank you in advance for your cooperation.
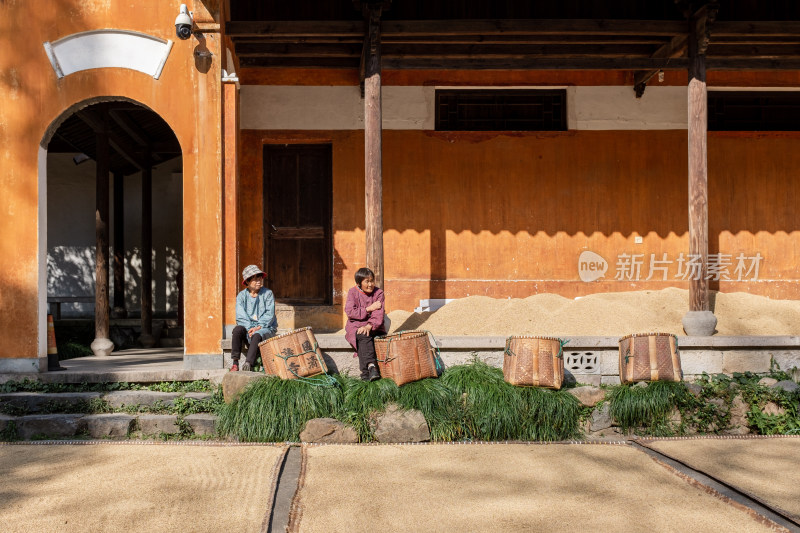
[263,144,332,304]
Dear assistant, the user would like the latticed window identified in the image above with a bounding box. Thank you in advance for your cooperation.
[435,89,567,131]
[709,91,800,131]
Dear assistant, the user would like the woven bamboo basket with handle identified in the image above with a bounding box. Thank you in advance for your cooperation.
[374,330,440,386]
[258,327,328,380]
[503,335,566,389]
[618,332,682,384]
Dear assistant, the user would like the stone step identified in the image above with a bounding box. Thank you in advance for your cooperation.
[0,413,219,440]
[0,390,212,414]
[0,392,102,414]
[162,326,184,339]
[158,337,184,348]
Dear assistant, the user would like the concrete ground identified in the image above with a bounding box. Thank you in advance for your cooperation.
[1,439,797,533]
[0,443,286,533]
[0,348,227,384]
[645,438,800,522]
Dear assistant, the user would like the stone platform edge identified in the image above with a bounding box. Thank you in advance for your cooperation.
[222,335,800,351]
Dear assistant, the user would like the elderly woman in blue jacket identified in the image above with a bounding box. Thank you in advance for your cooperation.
[231,264,277,371]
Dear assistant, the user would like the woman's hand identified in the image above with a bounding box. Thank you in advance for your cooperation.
[366,301,382,312]
[356,324,373,336]
[248,326,261,336]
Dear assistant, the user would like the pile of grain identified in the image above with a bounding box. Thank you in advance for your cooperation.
[383,288,800,336]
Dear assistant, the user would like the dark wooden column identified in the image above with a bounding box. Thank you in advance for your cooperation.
[683,7,717,336]
[112,171,127,318]
[91,108,114,356]
[364,4,384,288]
[139,153,155,347]
[687,20,708,312]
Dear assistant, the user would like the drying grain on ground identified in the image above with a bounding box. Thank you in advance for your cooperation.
[380,288,800,336]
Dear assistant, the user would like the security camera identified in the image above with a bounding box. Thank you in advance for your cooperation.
[175,4,193,40]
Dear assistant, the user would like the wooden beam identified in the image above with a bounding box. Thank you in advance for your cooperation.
[634,33,689,97]
[687,13,709,314]
[711,20,800,38]
[76,109,147,170]
[364,4,384,289]
[706,44,800,57]
[240,56,690,69]
[235,42,658,58]
[226,19,688,38]
[232,34,668,45]
[112,171,127,319]
[108,110,151,147]
[93,108,112,354]
[381,57,691,70]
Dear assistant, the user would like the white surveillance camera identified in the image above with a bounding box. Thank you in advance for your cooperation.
[175,4,193,40]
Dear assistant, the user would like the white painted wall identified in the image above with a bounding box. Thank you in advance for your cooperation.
[241,85,692,131]
[571,86,687,130]
[240,86,435,130]
[46,153,183,317]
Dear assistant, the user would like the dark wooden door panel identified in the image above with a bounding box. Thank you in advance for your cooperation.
[264,144,332,305]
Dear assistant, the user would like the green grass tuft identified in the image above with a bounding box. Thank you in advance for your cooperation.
[217,376,342,442]
[609,381,687,432]
[442,359,580,441]
[396,378,462,441]
[337,376,399,441]
[518,387,582,441]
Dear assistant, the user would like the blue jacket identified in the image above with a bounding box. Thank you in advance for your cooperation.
[235,288,278,340]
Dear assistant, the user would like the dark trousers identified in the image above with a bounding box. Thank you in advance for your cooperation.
[231,326,263,366]
[356,332,380,379]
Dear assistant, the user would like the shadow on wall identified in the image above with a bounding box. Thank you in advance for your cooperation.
[47,246,182,317]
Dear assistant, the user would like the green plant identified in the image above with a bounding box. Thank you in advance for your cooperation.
[609,382,687,434]
[442,359,523,440]
[517,386,582,441]
[396,378,462,441]
[217,376,342,442]
[0,421,18,441]
[337,376,399,441]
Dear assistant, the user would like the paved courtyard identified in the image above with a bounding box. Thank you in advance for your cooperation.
[1,438,798,532]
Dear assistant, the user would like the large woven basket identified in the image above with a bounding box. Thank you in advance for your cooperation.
[258,327,328,380]
[618,332,682,384]
[503,336,566,389]
[374,331,440,386]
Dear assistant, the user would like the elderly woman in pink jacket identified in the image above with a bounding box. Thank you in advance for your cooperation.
[344,267,385,381]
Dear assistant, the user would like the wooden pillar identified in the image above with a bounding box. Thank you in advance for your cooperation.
[139,153,155,348]
[112,171,127,318]
[688,20,708,312]
[90,109,114,356]
[364,5,384,288]
[683,11,717,335]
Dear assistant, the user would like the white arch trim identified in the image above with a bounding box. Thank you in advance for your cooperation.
[44,30,174,80]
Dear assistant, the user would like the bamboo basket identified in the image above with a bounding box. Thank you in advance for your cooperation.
[618,332,682,384]
[258,327,328,380]
[503,336,566,389]
[374,330,440,386]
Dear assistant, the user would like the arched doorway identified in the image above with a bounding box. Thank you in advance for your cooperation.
[43,98,182,361]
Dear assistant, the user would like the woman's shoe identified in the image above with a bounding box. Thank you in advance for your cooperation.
[241,361,252,372]
[368,365,380,382]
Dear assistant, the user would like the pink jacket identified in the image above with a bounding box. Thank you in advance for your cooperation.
[344,286,385,350]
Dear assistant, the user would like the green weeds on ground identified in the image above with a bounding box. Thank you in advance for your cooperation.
[0,379,216,394]
[219,359,582,443]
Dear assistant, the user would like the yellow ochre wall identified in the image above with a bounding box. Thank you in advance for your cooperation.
[0,1,224,366]
[239,129,800,325]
